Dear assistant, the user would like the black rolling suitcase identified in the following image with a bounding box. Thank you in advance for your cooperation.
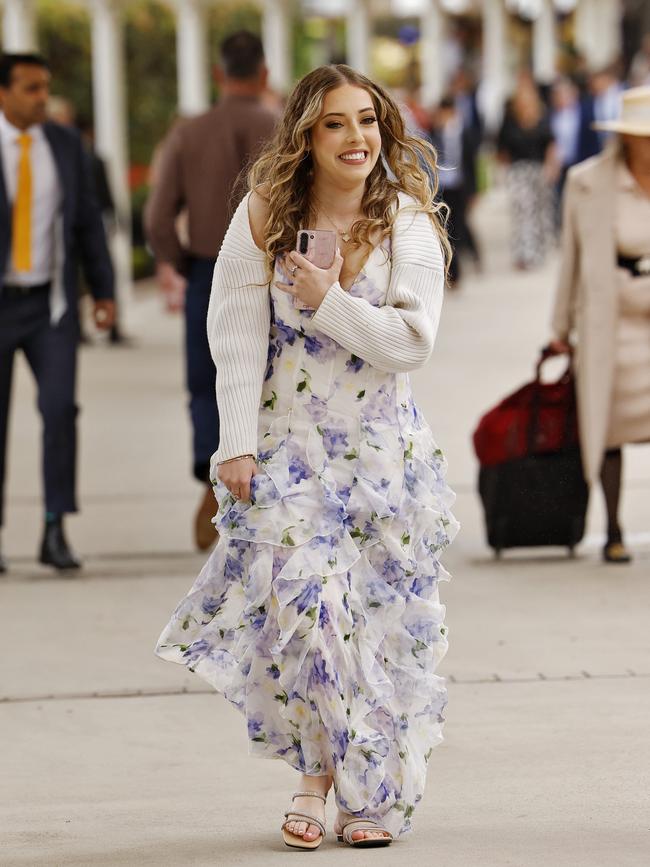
[478,449,589,556]
[473,349,589,558]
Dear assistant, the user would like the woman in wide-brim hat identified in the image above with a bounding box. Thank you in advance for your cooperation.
[550,86,650,563]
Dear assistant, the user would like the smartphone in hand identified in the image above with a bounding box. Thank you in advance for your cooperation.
[292,229,337,310]
[296,229,337,269]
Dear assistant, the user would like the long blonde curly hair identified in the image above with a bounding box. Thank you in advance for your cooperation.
[247,64,450,277]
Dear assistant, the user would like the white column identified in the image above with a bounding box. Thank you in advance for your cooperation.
[575,0,622,72]
[90,0,133,330]
[481,0,507,133]
[532,0,556,85]
[420,0,444,107]
[175,0,209,115]
[346,0,370,76]
[574,0,596,69]
[2,0,37,52]
[262,0,291,94]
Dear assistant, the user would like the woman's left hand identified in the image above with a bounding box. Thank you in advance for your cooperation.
[275,249,343,310]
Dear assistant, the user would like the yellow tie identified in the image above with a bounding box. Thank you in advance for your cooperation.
[12,133,33,272]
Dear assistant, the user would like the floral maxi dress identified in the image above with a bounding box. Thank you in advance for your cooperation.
[155,239,458,837]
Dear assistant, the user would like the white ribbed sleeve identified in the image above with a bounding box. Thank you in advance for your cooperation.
[310,193,445,372]
[207,191,446,463]
[207,193,270,463]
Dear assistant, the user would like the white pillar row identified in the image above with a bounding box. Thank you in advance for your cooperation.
[532,0,556,85]
[89,0,133,330]
[346,0,370,76]
[1,0,37,52]
[481,0,508,134]
[175,0,209,116]
[262,0,291,94]
[574,0,622,72]
[420,0,444,108]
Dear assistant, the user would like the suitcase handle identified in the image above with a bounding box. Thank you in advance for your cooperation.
[527,347,578,454]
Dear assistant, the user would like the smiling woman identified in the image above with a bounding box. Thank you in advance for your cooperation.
[247,64,451,280]
[155,63,458,852]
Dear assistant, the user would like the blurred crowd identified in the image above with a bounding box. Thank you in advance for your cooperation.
[39,35,650,293]
[2,23,649,572]
[400,38,650,285]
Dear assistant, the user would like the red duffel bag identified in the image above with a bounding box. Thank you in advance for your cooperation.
[473,347,580,467]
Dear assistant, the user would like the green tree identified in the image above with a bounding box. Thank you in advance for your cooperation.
[124,1,177,165]
[35,0,263,164]
[37,0,93,127]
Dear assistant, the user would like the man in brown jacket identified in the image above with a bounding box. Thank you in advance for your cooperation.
[145,31,277,550]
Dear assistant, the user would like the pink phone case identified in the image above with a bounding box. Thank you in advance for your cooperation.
[296,229,337,269]
[292,229,337,310]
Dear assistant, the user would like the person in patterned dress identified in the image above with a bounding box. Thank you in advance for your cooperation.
[155,64,458,849]
[497,73,558,270]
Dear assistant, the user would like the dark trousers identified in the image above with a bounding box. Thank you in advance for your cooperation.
[442,186,471,284]
[185,256,219,483]
[0,288,78,527]
[554,165,570,233]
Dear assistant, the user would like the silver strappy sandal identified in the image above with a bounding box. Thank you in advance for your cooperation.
[281,790,327,850]
[336,817,393,848]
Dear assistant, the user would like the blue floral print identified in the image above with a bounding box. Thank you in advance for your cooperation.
[304,332,338,361]
[320,425,350,459]
[346,354,365,374]
[156,237,458,837]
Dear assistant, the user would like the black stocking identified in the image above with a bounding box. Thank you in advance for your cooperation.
[600,448,623,545]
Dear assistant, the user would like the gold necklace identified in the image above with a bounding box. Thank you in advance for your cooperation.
[313,197,356,243]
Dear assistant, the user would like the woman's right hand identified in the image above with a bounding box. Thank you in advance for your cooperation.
[217,457,259,502]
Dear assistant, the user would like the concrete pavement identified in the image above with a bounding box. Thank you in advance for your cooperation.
[1,189,648,867]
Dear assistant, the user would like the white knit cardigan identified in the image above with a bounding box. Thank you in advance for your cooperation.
[207,191,445,464]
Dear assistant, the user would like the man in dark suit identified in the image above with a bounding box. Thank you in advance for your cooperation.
[430,95,480,286]
[577,66,624,163]
[0,53,115,573]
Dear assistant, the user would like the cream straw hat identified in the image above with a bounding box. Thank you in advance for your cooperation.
[592,86,650,136]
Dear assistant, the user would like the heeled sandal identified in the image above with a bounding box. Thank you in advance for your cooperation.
[281,790,327,850]
[336,817,393,848]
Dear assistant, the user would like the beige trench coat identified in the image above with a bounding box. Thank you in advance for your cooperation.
[551,146,621,484]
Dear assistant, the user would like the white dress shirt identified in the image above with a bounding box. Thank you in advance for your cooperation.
[438,116,464,191]
[551,104,581,168]
[594,84,623,147]
[0,111,61,287]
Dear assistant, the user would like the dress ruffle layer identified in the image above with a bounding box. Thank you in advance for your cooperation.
[156,404,457,837]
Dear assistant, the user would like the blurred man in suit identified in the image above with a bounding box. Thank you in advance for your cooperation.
[578,64,624,160]
[0,53,115,573]
[430,95,480,286]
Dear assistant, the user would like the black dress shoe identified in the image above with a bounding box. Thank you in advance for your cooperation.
[0,551,6,574]
[39,519,81,570]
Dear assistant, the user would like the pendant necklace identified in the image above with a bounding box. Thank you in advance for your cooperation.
[313,197,356,244]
